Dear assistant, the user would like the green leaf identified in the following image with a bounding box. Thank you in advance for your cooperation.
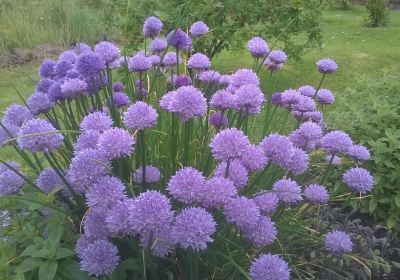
[55,248,74,260]
[392,261,400,268]
[58,260,89,280]
[39,261,57,280]
[395,194,400,207]
[14,258,41,273]
[369,199,377,212]
[20,244,39,257]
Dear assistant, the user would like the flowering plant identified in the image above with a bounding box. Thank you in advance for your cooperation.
[0,17,382,280]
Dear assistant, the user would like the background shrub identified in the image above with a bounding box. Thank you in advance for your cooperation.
[366,0,390,26]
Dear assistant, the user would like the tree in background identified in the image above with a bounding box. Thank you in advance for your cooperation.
[366,0,389,26]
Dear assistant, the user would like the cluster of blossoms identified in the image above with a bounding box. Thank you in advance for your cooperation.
[0,16,375,280]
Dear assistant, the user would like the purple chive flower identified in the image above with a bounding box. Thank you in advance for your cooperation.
[172,207,216,251]
[128,52,151,72]
[188,53,211,70]
[59,50,77,64]
[2,104,33,127]
[320,130,352,154]
[80,111,113,132]
[250,253,290,280]
[73,130,101,153]
[172,74,192,88]
[166,28,191,51]
[17,119,63,152]
[112,82,124,92]
[27,92,54,115]
[0,167,25,195]
[129,190,174,237]
[253,192,279,214]
[201,177,237,208]
[61,78,88,99]
[189,21,209,37]
[230,69,260,88]
[167,167,206,204]
[247,37,269,58]
[298,85,316,97]
[264,58,284,72]
[94,41,120,64]
[106,198,135,235]
[347,145,370,161]
[209,111,228,128]
[292,95,317,112]
[97,128,134,159]
[36,168,63,193]
[290,121,323,149]
[317,89,335,105]
[66,68,80,78]
[47,82,65,102]
[325,230,353,253]
[163,52,182,66]
[218,74,232,86]
[273,178,303,204]
[54,60,73,77]
[304,184,329,204]
[159,91,175,111]
[244,216,277,248]
[210,128,250,161]
[113,92,130,108]
[39,59,55,78]
[0,161,20,174]
[303,111,324,123]
[343,167,374,193]
[148,55,161,66]
[86,176,127,208]
[150,38,167,53]
[75,234,97,259]
[210,90,235,110]
[259,134,294,167]
[317,58,338,74]
[76,52,105,77]
[224,196,260,230]
[215,160,249,189]
[268,50,288,64]
[234,84,265,115]
[271,92,283,105]
[36,78,54,93]
[123,101,158,130]
[139,227,174,257]
[280,89,301,106]
[67,149,111,192]
[133,165,161,184]
[326,154,342,165]
[283,148,309,175]
[80,239,119,276]
[239,144,268,172]
[0,123,19,147]
[83,207,110,239]
[143,16,163,38]
[198,70,221,84]
[168,86,207,122]
[74,42,92,54]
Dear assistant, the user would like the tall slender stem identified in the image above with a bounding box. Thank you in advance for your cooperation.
[321,153,335,184]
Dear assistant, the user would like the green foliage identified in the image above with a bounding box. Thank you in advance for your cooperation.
[330,72,400,231]
[366,0,390,27]
[96,0,324,59]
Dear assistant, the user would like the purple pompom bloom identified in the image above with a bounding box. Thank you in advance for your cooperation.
[188,53,211,70]
[173,74,192,88]
[292,95,316,113]
[198,70,221,84]
[326,154,342,165]
[283,148,309,175]
[150,38,167,53]
[0,165,25,195]
[247,37,269,58]
[218,74,232,86]
[234,84,265,115]
[133,165,161,184]
[268,50,288,64]
[325,230,353,253]
[39,59,55,78]
[74,42,92,54]
[143,16,163,38]
[47,82,65,102]
[163,52,182,66]
[0,123,19,147]
[27,92,54,115]
[168,86,207,122]
[317,58,338,74]
[343,167,374,193]
[97,128,134,159]
[76,52,105,77]
[201,177,237,208]
[80,239,119,276]
[94,41,120,65]
[244,216,277,248]
[253,192,279,214]
[2,104,33,127]
[347,145,370,161]
[210,128,250,161]
[167,167,206,204]
[259,134,294,167]
[86,176,127,208]
[123,101,158,130]
[83,207,110,239]
[59,50,77,64]
[54,60,73,78]
[280,89,301,106]
[271,92,282,105]
[112,82,124,92]
[189,21,209,37]
[317,89,335,105]
[303,111,324,123]
[75,234,97,259]
[128,52,151,72]
[17,119,63,152]
[210,90,235,110]
[250,253,290,280]
[224,196,260,230]
[320,130,352,154]
[298,85,316,97]
[159,91,175,111]
[74,130,100,153]
[61,78,87,99]
[231,69,260,88]
[113,92,130,108]
[172,207,216,251]
[166,28,191,51]
[209,111,228,128]
[239,144,268,172]
[264,58,284,72]
[289,121,322,150]
[0,161,20,174]
[273,178,302,204]
[36,78,54,93]
[36,168,63,193]
[215,160,249,189]
[304,184,329,204]
[106,198,135,235]
[80,111,113,132]
[148,55,160,66]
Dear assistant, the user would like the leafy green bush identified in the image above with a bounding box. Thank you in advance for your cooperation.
[330,72,400,231]
[366,0,390,27]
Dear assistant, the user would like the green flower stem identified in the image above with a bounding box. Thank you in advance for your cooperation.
[0,196,70,216]
[314,73,326,97]
[183,120,192,166]
[321,153,335,184]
